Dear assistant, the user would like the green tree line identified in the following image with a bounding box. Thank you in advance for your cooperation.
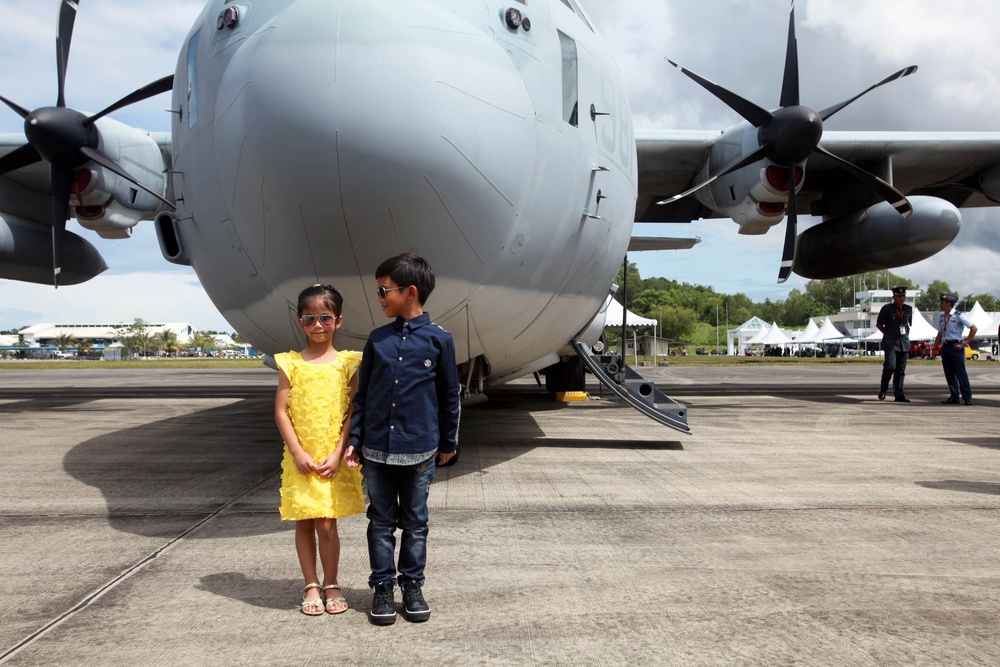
[613,264,996,345]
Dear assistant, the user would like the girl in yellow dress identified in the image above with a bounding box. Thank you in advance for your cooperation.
[275,284,365,615]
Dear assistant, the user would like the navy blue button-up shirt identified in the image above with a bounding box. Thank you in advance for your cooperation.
[349,313,461,464]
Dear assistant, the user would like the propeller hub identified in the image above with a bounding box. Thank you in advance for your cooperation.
[760,105,823,165]
[24,106,98,166]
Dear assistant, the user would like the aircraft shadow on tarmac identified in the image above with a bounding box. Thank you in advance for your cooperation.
[55,385,682,540]
[916,480,1000,496]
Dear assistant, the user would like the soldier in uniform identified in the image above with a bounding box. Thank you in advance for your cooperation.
[931,293,977,405]
[875,286,912,402]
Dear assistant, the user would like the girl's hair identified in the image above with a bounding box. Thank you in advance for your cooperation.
[296,284,344,317]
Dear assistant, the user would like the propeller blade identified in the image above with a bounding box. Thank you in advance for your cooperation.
[657,144,771,205]
[79,145,175,210]
[0,94,31,119]
[814,145,912,217]
[85,75,175,125]
[666,59,773,127]
[778,2,800,108]
[818,66,918,121]
[50,163,73,287]
[55,0,81,108]
[0,144,43,175]
[777,164,797,283]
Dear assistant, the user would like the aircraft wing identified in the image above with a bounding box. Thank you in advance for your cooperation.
[637,130,1000,224]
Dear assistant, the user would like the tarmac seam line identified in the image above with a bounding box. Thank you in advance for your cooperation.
[0,471,280,665]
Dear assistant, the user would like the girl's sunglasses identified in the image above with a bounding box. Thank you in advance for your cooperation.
[299,314,338,327]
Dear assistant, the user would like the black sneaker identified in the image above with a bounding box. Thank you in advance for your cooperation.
[368,581,396,625]
[400,580,431,622]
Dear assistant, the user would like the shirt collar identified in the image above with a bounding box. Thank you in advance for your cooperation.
[395,312,431,331]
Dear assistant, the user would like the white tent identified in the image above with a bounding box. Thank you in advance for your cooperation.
[757,322,793,345]
[791,319,819,345]
[797,317,846,344]
[744,323,771,345]
[603,298,656,327]
[602,297,657,366]
[728,316,770,354]
[909,306,939,341]
[966,302,994,330]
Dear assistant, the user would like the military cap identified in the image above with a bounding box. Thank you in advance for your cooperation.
[891,286,907,296]
[939,293,958,304]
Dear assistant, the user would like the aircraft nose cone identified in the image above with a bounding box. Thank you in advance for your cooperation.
[762,105,823,165]
[212,0,534,281]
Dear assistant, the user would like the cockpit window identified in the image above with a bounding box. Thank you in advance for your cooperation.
[558,31,578,127]
[187,31,199,127]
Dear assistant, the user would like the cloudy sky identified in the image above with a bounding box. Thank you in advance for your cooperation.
[1,0,999,332]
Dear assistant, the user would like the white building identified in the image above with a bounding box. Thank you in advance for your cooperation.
[822,289,921,340]
[18,322,195,347]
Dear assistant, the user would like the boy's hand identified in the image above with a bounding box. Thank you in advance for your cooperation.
[344,445,360,468]
[437,450,456,466]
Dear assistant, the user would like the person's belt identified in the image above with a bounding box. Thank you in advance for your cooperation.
[944,340,962,344]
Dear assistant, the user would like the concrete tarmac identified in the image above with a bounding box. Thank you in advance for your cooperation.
[0,363,998,666]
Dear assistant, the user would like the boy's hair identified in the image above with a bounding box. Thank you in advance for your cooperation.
[375,253,435,305]
[296,284,343,317]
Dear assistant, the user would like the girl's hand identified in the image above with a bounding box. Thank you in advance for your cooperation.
[316,454,341,478]
[292,449,317,475]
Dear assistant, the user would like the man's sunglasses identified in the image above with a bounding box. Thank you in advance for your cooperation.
[298,314,338,327]
[376,285,408,299]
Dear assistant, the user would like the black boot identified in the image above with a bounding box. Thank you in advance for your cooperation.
[400,580,431,622]
[368,581,396,625]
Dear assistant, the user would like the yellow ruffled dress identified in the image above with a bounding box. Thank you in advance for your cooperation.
[275,350,366,520]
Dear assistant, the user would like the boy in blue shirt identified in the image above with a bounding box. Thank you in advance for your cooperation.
[345,253,460,625]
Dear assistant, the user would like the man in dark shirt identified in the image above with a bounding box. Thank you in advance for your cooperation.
[875,286,912,402]
[346,253,460,626]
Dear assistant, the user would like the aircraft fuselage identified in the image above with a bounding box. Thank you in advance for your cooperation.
[168,0,636,381]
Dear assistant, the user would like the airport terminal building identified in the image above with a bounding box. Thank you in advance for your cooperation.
[17,322,196,347]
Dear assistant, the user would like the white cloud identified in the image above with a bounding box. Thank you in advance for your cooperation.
[0,270,232,333]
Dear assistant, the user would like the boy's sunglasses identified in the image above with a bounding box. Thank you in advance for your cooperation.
[376,285,408,299]
[298,314,338,327]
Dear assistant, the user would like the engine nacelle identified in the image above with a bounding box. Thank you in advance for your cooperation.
[695,123,804,232]
[71,117,168,238]
[793,196,960,279]
[0,213,108,285]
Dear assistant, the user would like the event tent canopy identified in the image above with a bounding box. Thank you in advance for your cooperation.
[603,298,656,327]
[792,319,819,344]
[909,307,939,341]
[754,322,793,345]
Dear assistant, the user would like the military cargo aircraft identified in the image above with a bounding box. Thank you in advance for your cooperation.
[2,0,1000,434]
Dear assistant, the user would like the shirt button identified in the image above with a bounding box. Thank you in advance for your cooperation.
[394,379,398,384]
[392,403,396,408]
[398,357,403,361]
[390,425,395,430]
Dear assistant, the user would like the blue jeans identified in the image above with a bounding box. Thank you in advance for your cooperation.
[362,457,435,587]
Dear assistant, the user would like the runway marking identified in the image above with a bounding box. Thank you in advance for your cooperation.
[0,470,279,663]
